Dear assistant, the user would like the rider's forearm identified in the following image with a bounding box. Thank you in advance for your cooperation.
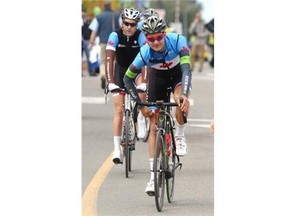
[123,68,141,103]
[141,66,150,84]
[106,50,115,83]
[180,55,192,97]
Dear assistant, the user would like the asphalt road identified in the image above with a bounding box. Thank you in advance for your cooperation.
[82,63,214,216]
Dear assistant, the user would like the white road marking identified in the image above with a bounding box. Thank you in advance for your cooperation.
[188,118,212,122]
[186,123,210,128]
[82,97,194,106]
[82,97,108,104]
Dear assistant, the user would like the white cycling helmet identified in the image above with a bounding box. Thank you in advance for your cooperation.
[143,8,159,19]
[121,8,140,22]
[142,15,166,35]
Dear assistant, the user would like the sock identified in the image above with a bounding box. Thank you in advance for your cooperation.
[149,158,160,181]
[175,121,185,137]
[138,111,145,122]
[137,112,145,130]
[113,136,121,151]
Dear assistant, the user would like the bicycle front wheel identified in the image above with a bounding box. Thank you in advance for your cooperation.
[166,138,176,203]
[142,117,150,142]
[154,131,165,212]
[124,110,131,178]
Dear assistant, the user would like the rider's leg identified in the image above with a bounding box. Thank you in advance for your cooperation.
[173,85,190,156]
[112,93,124,163]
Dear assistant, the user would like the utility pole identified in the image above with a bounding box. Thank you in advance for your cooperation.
[171,0,182,34]
[175,0,180,23]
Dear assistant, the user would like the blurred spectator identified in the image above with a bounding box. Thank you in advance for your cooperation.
[205,18,214,68]
[189,12,209,72]
[89,1,121,89]
[82,7,93,76]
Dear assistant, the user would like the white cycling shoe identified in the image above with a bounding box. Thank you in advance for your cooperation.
[137,113,146,139]
[112,149,123,164]
[145,180,155,196]
[137,127,146,139]
[175,136,188,156]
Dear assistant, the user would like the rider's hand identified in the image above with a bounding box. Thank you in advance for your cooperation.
[178,95,189,113]
[210,119,214,135]
[136,83,147,92]
[139,106,153,118]
[108,83,120,92]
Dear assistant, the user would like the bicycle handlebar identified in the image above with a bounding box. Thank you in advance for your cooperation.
[109,87,146,94]
[138,99,187,123]
[137,101,178,108]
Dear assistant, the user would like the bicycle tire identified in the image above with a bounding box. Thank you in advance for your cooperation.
[141,118,150,142]
[154,131,165,212]
[125,110,130,178]
[166,129,176,203]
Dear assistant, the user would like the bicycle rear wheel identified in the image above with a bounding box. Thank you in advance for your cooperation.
[154,131,165,212]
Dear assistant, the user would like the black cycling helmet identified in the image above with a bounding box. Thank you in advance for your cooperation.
[121,8,141,22]
[142,15,166,35]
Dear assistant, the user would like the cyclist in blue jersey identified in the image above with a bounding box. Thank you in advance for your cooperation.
[106,8,149,164]
[123,15,192,195]
[138,8,159,31]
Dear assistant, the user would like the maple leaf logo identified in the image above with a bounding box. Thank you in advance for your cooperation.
[160,62,173,68]
[181,46,189,51]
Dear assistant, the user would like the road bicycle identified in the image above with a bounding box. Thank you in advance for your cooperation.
[138,89,187,212]
[107,87,149,178]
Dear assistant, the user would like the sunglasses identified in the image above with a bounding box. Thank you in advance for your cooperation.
[123,21,137,27]
[146,33,165,43]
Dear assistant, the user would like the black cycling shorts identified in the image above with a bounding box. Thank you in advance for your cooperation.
[114,62,140,88]
[148,64,182,102]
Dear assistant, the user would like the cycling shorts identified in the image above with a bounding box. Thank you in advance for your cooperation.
[148,63,182,102]
[114,62,141,88]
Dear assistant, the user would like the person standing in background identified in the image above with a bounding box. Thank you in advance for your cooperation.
[205,18,214,68]
[89,1,121,89]
[188,12,209,72]
[82,6,93,76]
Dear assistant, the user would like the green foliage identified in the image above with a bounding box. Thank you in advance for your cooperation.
[150,0,202,38]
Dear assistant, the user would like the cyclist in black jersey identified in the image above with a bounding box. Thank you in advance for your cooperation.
[106,8,149,164]
[123,14,192,195]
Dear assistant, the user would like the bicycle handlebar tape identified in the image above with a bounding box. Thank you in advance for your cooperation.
[179,98,187,124]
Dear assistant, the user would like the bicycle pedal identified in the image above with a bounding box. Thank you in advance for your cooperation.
[165,171,172,179]
[146,191,155,196]
[129,144,135,151]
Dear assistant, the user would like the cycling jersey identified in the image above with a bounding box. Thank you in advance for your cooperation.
[124,33,192,103]
[106,29,146,68]
[106,28,146,87]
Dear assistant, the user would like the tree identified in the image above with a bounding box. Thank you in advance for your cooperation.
[150,0,202,38]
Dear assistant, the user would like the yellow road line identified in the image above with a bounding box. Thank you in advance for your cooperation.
[82,153,114,216]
